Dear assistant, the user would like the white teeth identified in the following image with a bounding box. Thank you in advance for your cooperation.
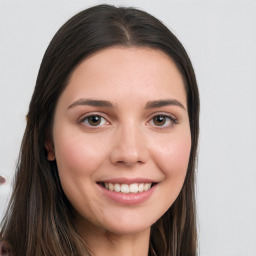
[138,183,144,192]
[114,184,121,192]
[108,183,114,191]
[104,183,152,193]
[144,183,151,191]
[129,183,139,193]
[121,184,129,193]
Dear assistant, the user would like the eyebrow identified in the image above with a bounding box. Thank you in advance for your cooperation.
[68,98,186,110]
[145,99,186,110]
[68,99,115,109]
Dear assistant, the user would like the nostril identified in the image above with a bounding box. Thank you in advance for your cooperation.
[0,175,6,185]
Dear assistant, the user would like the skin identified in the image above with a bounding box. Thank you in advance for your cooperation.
[46,47,191,256]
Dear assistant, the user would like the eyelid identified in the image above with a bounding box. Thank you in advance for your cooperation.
[146,112,178,127]
[76,111,178,129]
[147,111,178,121]
[78,112,111,127]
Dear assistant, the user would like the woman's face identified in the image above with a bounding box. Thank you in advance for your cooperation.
[48,47,191,236]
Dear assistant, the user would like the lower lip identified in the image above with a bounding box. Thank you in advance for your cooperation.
[97,184,157,205]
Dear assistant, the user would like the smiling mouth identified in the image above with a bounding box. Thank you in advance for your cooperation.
[98,182,157,193]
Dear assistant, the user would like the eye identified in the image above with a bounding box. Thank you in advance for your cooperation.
[149,114,177,127]
[81,115,108,127]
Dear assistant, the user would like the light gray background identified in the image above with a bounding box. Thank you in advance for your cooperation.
[0,1,256,255]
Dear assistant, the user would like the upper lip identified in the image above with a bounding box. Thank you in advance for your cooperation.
[97,177,158,184]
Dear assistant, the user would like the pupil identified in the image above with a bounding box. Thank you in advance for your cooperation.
[153,116,166,126]
[88,116,101,126]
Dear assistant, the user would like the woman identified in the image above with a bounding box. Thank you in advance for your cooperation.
[0,4,199,256]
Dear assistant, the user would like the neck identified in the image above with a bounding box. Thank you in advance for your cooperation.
[75,217,150,256]
[87,230,150,256]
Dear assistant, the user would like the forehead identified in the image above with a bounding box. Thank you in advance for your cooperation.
[60,47,187,107]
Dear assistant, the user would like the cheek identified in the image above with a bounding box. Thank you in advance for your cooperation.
[54,131,107,178]
[153,133,191,211]
[155,133,191,172]
[53,131,109,217]
[168,139,191,171]
[151,130,191,194]
[52,130,110,209]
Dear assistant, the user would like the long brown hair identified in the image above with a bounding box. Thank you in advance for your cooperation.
[0,4,199,256]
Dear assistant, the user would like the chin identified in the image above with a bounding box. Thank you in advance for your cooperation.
[99,213,158,236]
[104,223,151,236]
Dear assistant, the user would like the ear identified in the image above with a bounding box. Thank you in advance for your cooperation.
[45,140,55,161]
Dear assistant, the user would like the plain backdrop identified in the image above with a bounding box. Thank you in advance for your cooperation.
[0,1,256,255]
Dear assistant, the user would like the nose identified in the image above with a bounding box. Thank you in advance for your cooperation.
[110,122,149,167]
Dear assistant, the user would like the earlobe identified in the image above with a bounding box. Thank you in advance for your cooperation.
[45,140,55,161]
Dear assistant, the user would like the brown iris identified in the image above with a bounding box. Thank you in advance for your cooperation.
[152,115,167,126]
[87,115,102,126]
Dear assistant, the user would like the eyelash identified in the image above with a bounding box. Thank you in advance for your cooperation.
[147,114,178,128]
[78,114,109,128]
[78,113,178,129]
